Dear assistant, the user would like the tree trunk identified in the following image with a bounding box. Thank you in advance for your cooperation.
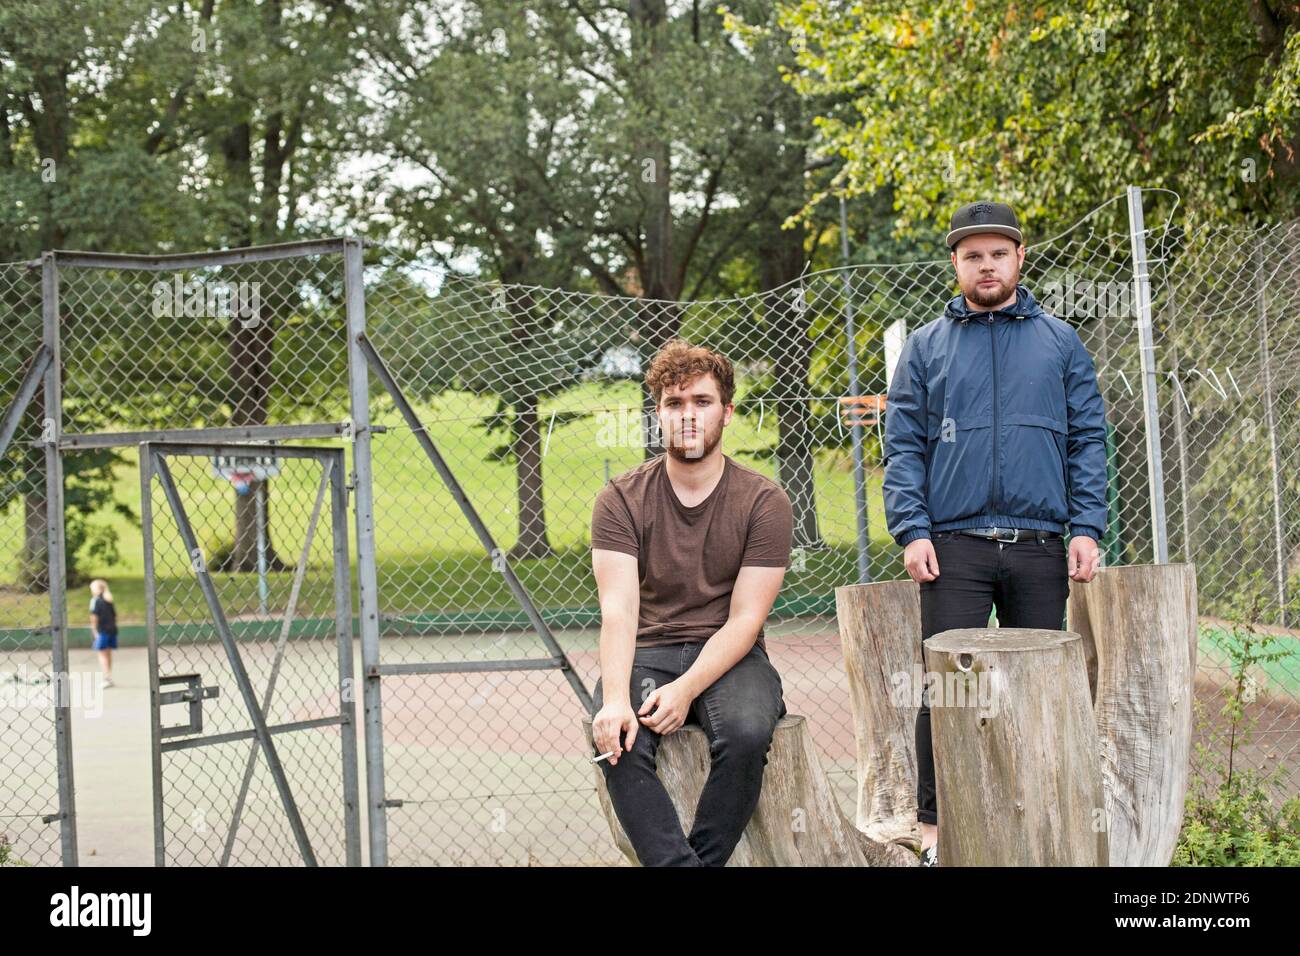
[227,306,286,573]
[637,299,681,459]
[582,714,917,866]
[498,283,555,561]
[758,82,822,549]
[1067,564,1197,866]
[19,63,69,591]
[761,225,823,549]
[507,392,554,560]
[17,387,49,592]
[629,0,679,462]
[17,478,49,592]
[221,93,291,574]
[927,627,1109,867]
[834,580,923,847]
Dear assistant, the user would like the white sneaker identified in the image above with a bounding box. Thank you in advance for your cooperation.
[102,677,114,688]
[920,845,937,867]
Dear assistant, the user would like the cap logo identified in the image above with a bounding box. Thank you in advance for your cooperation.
[970,202,995,221]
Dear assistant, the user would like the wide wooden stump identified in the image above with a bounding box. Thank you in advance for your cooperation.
[582,714,917,866]
[927,628,1108,867]
[1068,563,1197,866]
[834,580,923,847]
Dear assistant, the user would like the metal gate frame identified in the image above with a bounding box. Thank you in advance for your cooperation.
[22,238,367,866]
[0,257,77,864]
[139,440,360,866]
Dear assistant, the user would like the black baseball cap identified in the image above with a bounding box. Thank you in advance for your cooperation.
[946,201,1023,250]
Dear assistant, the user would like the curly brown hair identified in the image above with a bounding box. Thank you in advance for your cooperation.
[645,339,735,407]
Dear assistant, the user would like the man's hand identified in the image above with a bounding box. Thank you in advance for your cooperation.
[638,679,695,736]
[904,538,940,583]
[1068,535,1101,583]
[592,700,639,766]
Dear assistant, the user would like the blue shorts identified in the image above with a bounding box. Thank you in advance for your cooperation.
[92,631,118,650]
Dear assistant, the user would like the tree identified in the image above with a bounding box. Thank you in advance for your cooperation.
[353,1,602,559]
[0,0,193,589]
[779,0,1300,234]
[173,0,360,571]
[719,4,833,548]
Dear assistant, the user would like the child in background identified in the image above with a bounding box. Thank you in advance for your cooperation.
[89,579,118,688]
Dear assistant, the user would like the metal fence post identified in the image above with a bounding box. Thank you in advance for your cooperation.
[840,197,871,583]
[1126,186,1169,565]
[343,237,388,865]
[41,251,78,865]
[328,449,363,866]
[1254,234,1289,625]
[137,443,168,866]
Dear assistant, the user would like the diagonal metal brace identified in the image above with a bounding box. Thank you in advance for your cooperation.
[354,331,595,714]
[149,448,319,865]
[221,458,334,866]
[0,344,52,461]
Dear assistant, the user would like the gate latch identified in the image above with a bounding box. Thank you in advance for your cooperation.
[158,672,220,738]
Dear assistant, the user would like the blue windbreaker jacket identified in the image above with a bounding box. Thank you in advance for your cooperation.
[882,284,1108,545]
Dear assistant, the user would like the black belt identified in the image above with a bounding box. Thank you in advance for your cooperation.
[950,526,1063,543]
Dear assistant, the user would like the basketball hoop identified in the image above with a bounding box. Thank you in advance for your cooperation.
[212,452,279,495]
[228,469,255,497]
[838,395,887,427]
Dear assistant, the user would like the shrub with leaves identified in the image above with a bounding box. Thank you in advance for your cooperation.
[1174,592,1300,865]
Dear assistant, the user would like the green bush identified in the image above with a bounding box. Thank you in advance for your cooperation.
[0,832,31,867]
[1173,772,1300,866]
[1173,591,1300,866]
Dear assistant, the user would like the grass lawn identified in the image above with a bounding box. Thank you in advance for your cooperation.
[3,380,902,637]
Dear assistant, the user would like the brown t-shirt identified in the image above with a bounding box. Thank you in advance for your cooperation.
[590,453,794,648]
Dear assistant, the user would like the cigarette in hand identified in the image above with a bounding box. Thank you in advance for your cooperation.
[592,750,617,763]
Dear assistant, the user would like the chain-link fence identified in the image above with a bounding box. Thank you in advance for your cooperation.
[0,259,66,866]
[1,242,362,867]
[1148,214,1300,799]
[140,443,359,866]
[1,190,1296,866]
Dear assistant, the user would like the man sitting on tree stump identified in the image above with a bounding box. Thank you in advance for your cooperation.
[589,339,794,867]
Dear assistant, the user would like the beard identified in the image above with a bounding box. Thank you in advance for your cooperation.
[665,423,721,462]
[965,275,1016,308]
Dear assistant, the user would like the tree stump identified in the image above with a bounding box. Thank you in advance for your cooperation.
[926,628,1108,866]
[582,715,917,867]
[1067,563,1197,866]
[834,580,923,847]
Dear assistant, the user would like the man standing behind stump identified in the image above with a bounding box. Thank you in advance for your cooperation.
[882,201,1109,866]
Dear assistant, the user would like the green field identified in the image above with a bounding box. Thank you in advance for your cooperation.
[2,380,900,635]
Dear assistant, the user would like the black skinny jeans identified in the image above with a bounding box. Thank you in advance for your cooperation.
[915,530,1069,825]
[591,640,787,866]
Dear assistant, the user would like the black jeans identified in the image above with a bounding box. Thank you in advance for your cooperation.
[915,531,1069,825]
[591,640,787,866]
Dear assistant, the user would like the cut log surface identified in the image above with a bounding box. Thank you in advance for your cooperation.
[583,715,917,867]
[926,628,1109,867]
[1068,564,1197,867]
[835,581,924,847]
